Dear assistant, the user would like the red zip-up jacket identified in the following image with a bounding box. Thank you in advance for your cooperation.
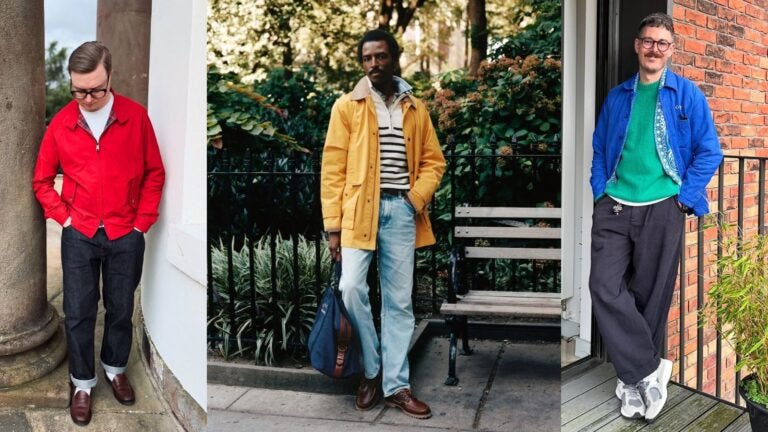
[33,92,165,240]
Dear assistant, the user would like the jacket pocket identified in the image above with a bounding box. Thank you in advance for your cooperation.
[675,113,692,153]
[340,184,360,230]
[61,176,77,205]
[127,179,140,209]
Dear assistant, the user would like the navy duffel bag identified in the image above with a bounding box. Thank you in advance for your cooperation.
[308,262,361,379]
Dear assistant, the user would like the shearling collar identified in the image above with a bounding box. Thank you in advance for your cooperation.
[349,76,413,102]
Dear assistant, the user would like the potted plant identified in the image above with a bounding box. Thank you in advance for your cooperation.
[702,223,768,431]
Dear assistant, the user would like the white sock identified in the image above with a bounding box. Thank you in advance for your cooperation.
[75,386,91,396]
[106,371,116,381]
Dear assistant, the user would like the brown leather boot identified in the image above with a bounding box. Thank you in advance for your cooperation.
[69,383,92,426]
[385,389,432,419]
[355,375,381,411]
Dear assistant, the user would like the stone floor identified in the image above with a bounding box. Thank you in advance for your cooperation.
[0,220,183,432]
[208,336,560,432]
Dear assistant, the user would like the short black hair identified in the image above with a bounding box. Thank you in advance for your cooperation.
[356,29,400,63]
[637,12,675,37]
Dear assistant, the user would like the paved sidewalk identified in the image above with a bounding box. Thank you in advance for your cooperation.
[208,337,560,432]
[0,219,183,432]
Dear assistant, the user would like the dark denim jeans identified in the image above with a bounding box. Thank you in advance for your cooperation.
[61,227,145,388]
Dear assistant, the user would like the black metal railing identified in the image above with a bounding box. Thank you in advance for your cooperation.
[207,135,562,363]
[672,154,767,406]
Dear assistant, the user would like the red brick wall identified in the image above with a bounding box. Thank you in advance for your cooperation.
[669,0,767,403]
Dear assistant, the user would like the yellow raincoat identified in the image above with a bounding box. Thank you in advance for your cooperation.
[321,78,446,250]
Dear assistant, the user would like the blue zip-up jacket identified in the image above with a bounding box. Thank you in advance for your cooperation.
[590,69,723,216]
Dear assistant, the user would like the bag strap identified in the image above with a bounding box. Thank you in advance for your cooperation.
[334,314,353,378]
[331,260,342,295]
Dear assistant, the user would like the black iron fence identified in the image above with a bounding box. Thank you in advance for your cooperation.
[669,155,768,406]
[207,136,562,363]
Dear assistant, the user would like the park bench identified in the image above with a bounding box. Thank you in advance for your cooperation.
[440,206,561,385]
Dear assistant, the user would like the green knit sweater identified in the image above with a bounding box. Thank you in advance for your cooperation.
[605,80,679,203]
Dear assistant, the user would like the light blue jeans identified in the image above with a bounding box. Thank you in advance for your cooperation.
[339,194,416,397]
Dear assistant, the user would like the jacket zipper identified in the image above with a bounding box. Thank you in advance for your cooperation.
[97,121,115,226]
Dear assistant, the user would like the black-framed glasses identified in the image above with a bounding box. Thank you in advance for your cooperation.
[70,76,110,100]
[638,37,672,52]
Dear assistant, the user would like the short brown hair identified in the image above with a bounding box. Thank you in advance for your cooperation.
[68,41,112,75]
[637,12,674,37]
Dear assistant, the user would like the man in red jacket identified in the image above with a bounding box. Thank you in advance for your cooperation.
[32,42,165,426]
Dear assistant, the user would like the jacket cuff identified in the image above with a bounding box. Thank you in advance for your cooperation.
[323,217,341,232]
[133,217,155,234]
[51,207,69,226]
[677,190,698,210]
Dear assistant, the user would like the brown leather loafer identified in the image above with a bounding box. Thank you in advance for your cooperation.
[69,383,92,426]
[385,389,432,419]
[106,372,135,405]
[355,375,381,411]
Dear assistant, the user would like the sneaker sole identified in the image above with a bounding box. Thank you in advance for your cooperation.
[384,400,432,419]
[644,359,673,421]
[620,392,645,419]
[620,410,645,420]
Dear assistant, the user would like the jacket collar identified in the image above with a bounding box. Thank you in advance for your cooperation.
[63,89,128,130]
[350,76,414,104]
[622,68,679,92]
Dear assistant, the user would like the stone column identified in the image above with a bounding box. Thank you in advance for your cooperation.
[0,0,66,388]
[97,0,152,106]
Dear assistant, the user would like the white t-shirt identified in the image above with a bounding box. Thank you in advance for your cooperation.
[79,93,114,142]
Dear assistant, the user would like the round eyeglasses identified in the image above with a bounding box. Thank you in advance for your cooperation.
[638,37,672,52]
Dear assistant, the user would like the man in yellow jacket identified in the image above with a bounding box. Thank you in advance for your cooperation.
[321,29,445,419]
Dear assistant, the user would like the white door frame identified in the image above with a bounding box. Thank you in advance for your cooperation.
[561,0,597,359]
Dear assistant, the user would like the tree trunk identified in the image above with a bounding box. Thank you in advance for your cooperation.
[378,0,394,31]
[267,4,294,78]
[379,0,425,34]
[467,0,487,77]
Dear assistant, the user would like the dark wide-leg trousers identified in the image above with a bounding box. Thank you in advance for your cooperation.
[589,196,684,384]
[61,227,145,387]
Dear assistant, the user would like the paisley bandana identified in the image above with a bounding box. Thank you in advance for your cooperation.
[631,68,681,185]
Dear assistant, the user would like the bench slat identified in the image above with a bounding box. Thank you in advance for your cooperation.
[465,247,561,260]
[455,226,561,239]
[441,302,561,318]
[456,298,557,308]
[455,207,561,219]
[459,291,559,299]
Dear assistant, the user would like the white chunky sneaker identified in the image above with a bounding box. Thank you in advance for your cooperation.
[616,378,627,400]
[620,382,646,419]
[638,358,673,421]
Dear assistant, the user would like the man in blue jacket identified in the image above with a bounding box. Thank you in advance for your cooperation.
[589,12,722,421]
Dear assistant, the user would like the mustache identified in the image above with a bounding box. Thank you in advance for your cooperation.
[645,52,664,58]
